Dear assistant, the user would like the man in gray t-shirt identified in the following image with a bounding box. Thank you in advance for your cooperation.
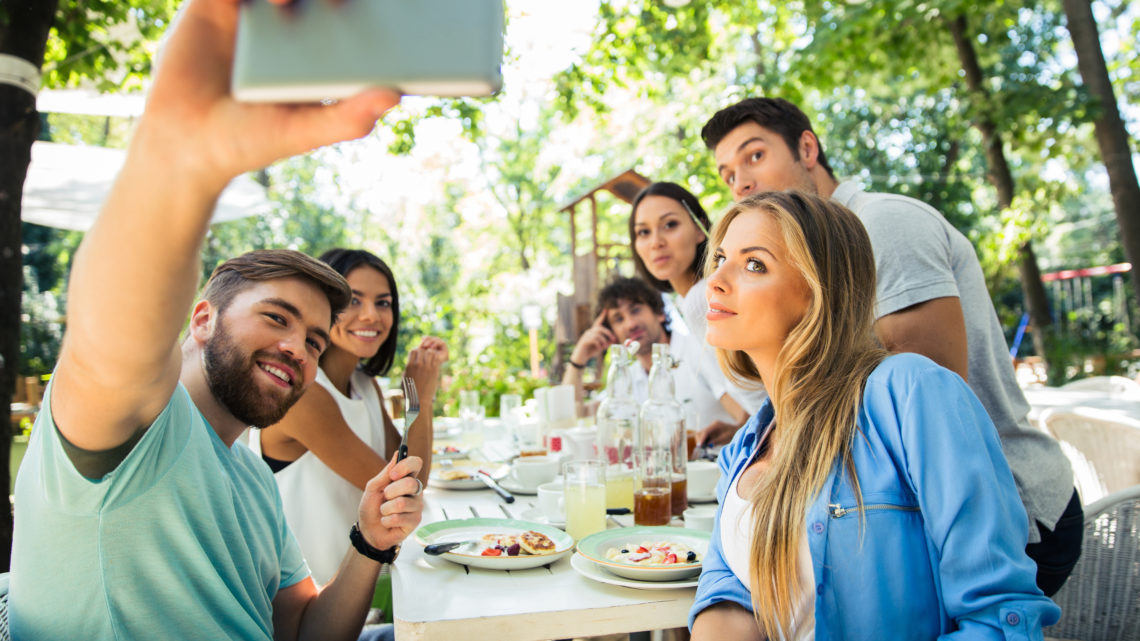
[701,97,1080,596]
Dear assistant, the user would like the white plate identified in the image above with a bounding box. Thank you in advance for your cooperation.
[431,445,469,460]
[520,507,565,529]
[575,526,709,582]
[570,553,699,590]
[428,463,508,490]
[414,518,574,570]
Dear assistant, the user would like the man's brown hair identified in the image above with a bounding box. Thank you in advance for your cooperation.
[202,249,351,326]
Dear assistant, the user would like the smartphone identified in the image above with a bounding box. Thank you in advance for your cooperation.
[232,0,504,102]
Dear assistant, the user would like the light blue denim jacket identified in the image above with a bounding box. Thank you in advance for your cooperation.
[689,354,1060,640]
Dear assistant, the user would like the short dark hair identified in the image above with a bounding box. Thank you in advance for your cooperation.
[596,276,670,334]
[318,248,401,377]
[628,182,712,294]
[701,97,835,179]
[203,249,351,327]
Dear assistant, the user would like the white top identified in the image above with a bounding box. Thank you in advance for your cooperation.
[248,367,387,586]
[626,333,735,429]
[721,472,814,641]
[676,279,769,415]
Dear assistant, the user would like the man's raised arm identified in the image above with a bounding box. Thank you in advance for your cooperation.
[51,0,399,452]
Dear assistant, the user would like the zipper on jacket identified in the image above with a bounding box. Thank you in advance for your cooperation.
[828,503,920,518]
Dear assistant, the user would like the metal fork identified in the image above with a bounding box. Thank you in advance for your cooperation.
[397,377,419,462]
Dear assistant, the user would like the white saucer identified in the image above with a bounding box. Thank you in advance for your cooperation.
[521,507,565,529]
[498,476,541,495]
[687,490,717,504]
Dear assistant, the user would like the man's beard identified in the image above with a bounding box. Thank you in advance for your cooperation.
[202,321,304,428]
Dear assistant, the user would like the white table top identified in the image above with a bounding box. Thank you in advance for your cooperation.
[391,482,696,641]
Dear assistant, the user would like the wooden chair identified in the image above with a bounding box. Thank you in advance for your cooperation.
[1040,407,1140,505]
[1044,484,1140,641]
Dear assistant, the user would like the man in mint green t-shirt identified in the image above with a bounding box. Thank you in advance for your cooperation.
[10,1,419,639]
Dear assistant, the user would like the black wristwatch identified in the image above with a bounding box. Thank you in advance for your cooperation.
[349,523,400,564]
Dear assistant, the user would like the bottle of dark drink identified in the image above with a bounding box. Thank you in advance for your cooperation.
[638,343,687,522]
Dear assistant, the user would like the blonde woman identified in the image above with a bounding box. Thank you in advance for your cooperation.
[689,192,1058,639]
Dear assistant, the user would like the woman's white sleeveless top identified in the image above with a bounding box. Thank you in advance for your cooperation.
[249,367,387,586]
[720,471,815,640]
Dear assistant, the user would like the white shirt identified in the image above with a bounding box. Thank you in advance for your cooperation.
[624,333,735,429]
[721,471,815,641]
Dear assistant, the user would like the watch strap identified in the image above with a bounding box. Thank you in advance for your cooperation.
[349,523,399,564]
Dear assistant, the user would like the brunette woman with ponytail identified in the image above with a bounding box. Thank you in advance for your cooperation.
[689,192,1058,640]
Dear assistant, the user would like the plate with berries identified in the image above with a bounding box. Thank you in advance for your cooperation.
[575,526,709,581]
[413,518,574,570]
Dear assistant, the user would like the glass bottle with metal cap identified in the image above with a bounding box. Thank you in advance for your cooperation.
[639,343,687,520]
[595,343,639,510]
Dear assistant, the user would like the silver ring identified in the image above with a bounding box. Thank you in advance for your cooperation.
[412,478,424,497]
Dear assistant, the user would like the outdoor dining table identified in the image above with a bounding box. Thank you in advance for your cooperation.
[1021,386,1140,426]
[390,458,698,640]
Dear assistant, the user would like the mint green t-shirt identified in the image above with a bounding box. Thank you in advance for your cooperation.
[11,382,310,640]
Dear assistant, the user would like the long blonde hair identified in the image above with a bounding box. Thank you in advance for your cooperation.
[707,191,886,637]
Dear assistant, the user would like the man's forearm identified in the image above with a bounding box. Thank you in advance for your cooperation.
[298,549,383,641]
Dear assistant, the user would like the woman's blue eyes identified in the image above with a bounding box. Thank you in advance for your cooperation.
[712,255,765,273]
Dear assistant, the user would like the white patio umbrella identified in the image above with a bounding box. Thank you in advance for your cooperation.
[21,140,271,231]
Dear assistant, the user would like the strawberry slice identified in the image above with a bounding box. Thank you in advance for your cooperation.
[481,548,502,556]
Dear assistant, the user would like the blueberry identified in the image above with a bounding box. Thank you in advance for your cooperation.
[620,549,629,554]
[686,551,697,562]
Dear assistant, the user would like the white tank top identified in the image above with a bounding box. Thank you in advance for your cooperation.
[249,367,387,586]
[720,471,816,641]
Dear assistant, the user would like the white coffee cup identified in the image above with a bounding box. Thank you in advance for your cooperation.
[536,481,565,522]
[683,505,716,532]
[686,460,720,499]
[513,455,559,489]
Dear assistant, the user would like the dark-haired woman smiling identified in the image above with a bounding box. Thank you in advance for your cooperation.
[629,181,766,444]
[252,249,447,586]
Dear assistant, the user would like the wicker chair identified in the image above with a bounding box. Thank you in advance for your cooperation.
[1039,407,1140,505]
[0,572,9,641]
[1061,376,1140,398]
[1045,484,1140,641]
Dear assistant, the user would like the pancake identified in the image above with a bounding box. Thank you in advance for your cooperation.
[518,530,557,555]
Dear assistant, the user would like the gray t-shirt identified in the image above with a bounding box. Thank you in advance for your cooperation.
[832,181,1073,542]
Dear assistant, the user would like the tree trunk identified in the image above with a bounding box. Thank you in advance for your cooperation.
[0,0,60,570]
[1062,0,1140,303]
[949,15,1053,360]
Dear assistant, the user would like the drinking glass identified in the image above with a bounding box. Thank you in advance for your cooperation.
[458,390,485,448]
[563,460,607,541]
[499,393,522,450]
[634,448,672,526]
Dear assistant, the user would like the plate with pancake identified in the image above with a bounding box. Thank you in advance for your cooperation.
[414,518,574,570]
[427,461,508,490]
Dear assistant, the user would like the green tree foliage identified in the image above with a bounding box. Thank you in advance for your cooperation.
[550,0,1137,381]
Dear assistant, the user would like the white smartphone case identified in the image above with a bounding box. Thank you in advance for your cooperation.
[232,0,504,102]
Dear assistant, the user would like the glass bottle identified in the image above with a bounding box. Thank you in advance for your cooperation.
[639,343,687,519]
[595,344,639,510]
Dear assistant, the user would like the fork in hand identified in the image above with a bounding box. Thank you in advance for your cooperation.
[397,377,419,462]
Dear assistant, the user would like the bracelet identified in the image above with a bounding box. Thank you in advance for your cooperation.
[568,359,586,370]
